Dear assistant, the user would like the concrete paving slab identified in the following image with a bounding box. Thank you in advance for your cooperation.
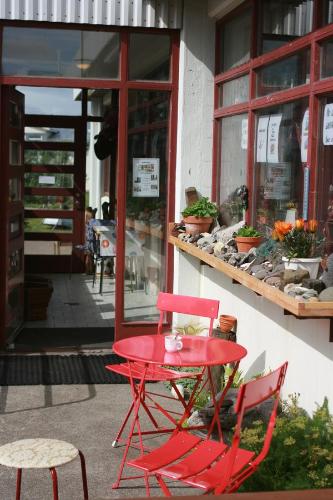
[0,383,193,499]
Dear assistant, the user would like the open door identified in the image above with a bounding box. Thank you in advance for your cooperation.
[0,86,25,346]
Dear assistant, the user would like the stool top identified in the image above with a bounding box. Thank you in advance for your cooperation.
[0,438,79,469]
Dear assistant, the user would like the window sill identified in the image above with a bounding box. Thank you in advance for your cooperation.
[169,229,333,320]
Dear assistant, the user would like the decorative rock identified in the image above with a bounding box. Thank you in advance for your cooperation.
[302,279,326,294]
[254,269,269,280]
[214,221,244,244]
[202,244,215,254]
[321,253,333,288]
[280,269,310,289]
[308,297,319,302]
[265,276,281,288]
[319,287,333,302]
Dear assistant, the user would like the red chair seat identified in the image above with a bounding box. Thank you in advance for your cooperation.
[106,362,198,382]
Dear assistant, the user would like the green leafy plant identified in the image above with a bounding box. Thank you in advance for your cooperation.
[174,323,207,336]
[182,197,219,219]
[236,225,261,238]
[240,395,333,491]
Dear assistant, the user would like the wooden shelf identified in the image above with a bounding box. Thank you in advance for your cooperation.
[169,232,333,319]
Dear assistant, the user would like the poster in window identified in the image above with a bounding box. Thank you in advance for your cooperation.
[323,104,333,145]
[256,116,269,162]
[263,162,291,200]
[132,158,160,197]
[301,109,309,162]
[267,114,282,163]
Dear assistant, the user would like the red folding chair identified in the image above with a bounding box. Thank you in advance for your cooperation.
[106,292,220,447]
[127,362,288,496]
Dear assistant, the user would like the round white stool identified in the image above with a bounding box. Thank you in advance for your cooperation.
[0,438,88,499]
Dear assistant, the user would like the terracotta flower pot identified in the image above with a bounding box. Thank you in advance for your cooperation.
[235,236,262,253]
[183,216,213,236]
[219,314,237,333]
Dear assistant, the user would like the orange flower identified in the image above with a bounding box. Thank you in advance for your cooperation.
[295,218,305,231]
[271,229,279,241]
[308,219,318,233]
[274,221,292,241]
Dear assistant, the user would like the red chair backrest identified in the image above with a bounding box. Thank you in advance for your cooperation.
[156,292,219,336]
[215,362,288,494]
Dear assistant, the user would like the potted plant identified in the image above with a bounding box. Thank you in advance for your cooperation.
[181,197,218,236]
[272,219,322,279]
[235,225,263,253]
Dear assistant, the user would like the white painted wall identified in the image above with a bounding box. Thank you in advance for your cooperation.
[174,0,215,296]
[174,0,333,415]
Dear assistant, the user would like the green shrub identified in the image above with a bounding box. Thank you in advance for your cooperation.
[240,395,333,491]
[182,197,218,218]
[236,225,261,238]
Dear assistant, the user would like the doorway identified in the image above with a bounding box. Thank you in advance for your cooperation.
[6,85,119,350]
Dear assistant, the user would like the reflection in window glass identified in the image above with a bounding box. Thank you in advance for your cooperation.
[24,241,73,256]
[261,0,313,54]
[25,196,73,210]
[321,39,333,79]
[24,127,74,142]
[24,173,74,188]
[125,90,170,321]
[322,2,333,27]
[9,249,23,279]
[9,100,21,127]
[219,114,248,225]
[10,141,21,166]
[317,96,333,252]
[9,177,21,202]
[220,8,251,72]
[24,218,73,233]
[24,150,74,165]
[17,87,81,116]
[254,99,308,230]
[129,34,170,80]
[221,75,249,107]
[3,28,119,79]
[256,50,310,97]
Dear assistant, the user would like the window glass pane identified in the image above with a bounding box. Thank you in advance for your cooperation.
[24,150,74,165]
[221,75,249,107]
[316,96,333,251]
[25,241,73,255]
[24,173,74,188]
[261,0,313,54]
[322,2,333,27]
[254,99,308,230]
[220,8,251,72]
[219,114,248,225]
[17,87,82,116]
[25,196,73,210]
[87,89,118,118]
[256,50,310,97]
[9,249,23,279]
[2,28,119,79]
[10,216,21,238]
[25,127,74,142]
[129,34,170,81]
[25,218,73,233]
[9,177,21,202]
[9,100,21,127]
[124,90,169,322]
[321,39,333,79]
[10,140,22,165]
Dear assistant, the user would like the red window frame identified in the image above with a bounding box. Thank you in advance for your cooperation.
[213,0,333,224]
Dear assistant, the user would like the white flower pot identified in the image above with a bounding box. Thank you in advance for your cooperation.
[282,257,321,279]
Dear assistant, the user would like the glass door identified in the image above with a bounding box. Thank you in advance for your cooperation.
[115,89,172,339]
[0,87,25,344]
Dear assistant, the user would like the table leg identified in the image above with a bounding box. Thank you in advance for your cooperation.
[16,468,22,500]
[207,361,241,440]
[112,362,150,493]
[99,258,104,295]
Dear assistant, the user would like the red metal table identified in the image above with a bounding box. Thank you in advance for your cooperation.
[112,334,247,492]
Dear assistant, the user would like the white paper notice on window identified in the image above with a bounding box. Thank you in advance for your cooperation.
[267,114,282,163]
[323,104,333,145]
[38,176,55,185]
[256,116,269,162]
[132,158,160,197]
[241,118,248,150]
[301,109,309,162]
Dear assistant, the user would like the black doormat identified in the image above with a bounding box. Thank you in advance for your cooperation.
[14,328,114,350]
[0,354,128,385]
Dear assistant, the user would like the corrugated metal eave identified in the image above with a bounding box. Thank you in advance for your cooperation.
[0,0,183,29]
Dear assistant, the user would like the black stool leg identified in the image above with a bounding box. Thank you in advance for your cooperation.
[16,468,22,500]
[79,450,89,499]
[50,468,59,500]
